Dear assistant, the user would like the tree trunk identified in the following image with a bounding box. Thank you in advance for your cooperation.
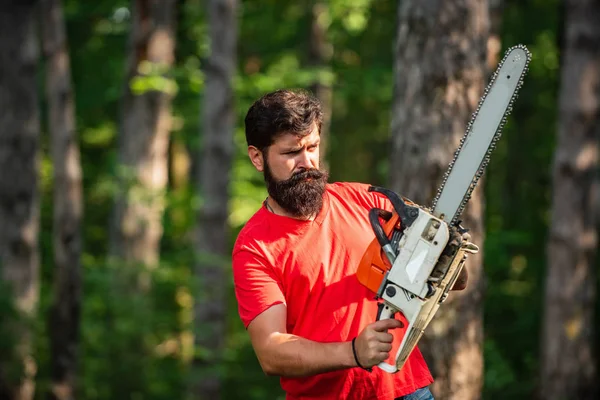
[308,0,333,166]
[540,1,600,399]
[487,0,503,70]
[389,1,489,399]
[110,0,177,289]
[40,0,84,399]
[0,1,41,399]
[191,0,237,398]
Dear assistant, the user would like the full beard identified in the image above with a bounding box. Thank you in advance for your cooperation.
[264,164,329,218]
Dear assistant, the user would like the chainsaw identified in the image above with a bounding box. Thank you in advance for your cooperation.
[356,45,531,373]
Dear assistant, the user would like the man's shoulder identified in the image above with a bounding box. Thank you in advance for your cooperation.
[232,207,268,255]
[326,181,370,196]
[326,181,373,205]
[326,181,390,212]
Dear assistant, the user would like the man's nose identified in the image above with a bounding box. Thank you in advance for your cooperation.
[297,150,313,169]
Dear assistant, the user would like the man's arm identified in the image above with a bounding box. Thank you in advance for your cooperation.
[247,303,402,377]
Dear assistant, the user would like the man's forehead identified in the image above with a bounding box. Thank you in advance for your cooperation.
[274,125,320,146]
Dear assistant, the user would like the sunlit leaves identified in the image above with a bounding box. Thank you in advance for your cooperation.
[237,53,334,94]
[129,61,178,95]
[330,0,374,35]
[81,122,116,147]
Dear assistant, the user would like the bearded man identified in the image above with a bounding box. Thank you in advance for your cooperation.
[232,89,461,400]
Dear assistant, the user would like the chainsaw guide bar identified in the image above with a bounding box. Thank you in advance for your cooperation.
[432,45,532,225]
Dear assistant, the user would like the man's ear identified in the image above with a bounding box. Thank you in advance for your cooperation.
[248,146,265,172]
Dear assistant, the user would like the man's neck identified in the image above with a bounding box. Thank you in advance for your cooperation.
[265,197,316,221]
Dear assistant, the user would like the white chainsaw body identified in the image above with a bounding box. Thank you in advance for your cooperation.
[384,210,449,298]
[375,206,478,373]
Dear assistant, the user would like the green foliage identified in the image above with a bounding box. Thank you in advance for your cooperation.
[77,257,188,400]
[130,61,179,96]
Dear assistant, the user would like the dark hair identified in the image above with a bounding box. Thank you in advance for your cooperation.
[244,89,322,152]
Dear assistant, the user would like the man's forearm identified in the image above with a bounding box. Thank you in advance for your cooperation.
[258,333,356,377]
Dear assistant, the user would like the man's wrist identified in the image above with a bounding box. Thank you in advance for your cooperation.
[351,338,372,372]
[342,341,357,369]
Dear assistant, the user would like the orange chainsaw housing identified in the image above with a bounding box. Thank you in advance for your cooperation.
[356,211,402,295]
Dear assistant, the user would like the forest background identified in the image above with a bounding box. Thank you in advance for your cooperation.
[0,0,598,400]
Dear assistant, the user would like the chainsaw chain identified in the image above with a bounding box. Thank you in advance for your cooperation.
[430,44,532,225]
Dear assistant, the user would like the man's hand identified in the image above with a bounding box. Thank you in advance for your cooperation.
[451,266,468,291]
[353,319,403,369]
[450,232,472,291]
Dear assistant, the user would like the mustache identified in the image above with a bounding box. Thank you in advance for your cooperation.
[286,168,326,184]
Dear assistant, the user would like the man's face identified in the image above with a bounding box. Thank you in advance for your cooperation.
[260,124,329,217]
[265,123,321,181]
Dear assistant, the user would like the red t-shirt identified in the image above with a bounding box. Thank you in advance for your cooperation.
[232,182,433,400]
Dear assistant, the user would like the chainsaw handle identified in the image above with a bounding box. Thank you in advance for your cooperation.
[368,186,419,229]
[376,303,398,374]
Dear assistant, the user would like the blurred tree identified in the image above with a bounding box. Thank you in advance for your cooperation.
[104,1,177,395]
[0,1,41,399]
[388,0,489,398]
[540,0,600,398]
[308,0,333,166]
[487,0,504,70]
[109,0,177,289]
[192,0,237,398]
[40,0,83,399]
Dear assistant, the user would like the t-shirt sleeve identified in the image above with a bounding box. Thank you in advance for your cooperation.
[368,187,394,212]
[232,247,286,329]
[340,182,394,212]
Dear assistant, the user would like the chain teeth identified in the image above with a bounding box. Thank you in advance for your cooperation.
[430,44,531,224]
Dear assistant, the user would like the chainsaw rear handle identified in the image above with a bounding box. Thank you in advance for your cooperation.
[375,303,399,374]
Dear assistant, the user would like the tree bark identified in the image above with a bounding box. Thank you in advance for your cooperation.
[487,0,503,70]
[0,1,41,399]
[110,0,177,289]
[540,1,600,399]
[191,0,237,398]
[389,1,489,398]
[308,0,333,166]
[40,0,84,399]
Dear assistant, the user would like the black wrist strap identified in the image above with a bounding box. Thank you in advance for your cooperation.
[351,337,372,372]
